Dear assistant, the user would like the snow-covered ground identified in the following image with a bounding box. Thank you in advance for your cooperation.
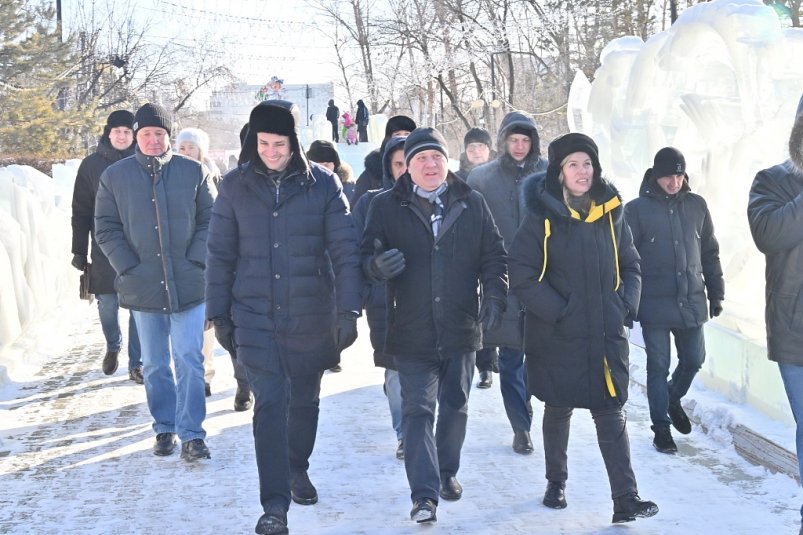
[0,293,800,534]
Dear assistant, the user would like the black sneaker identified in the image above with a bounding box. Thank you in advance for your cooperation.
[204,382,212,397]
[153,432,177,456]
[234,386,254,412]
[513,429,534,455]
[290,470,318,505]
[410,498,437,523]
[395,439,404,460]
[180,438,211,461]
[612,493,658,523]
[651,425,677,454]
[477,370,493,389]
[329,364,342,373]
[255,512,288,535]
[668,400,692,434]
[102,350,119,375]
[543,481,567,509]
[128,367,144,385]
[439,476,462,501]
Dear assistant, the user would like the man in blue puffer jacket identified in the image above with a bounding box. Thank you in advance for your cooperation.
[95,102,215,463]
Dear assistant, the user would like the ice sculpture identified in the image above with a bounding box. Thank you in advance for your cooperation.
[569,0,803,341]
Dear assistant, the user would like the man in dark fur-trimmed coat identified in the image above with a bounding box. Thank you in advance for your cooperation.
[748,94,803,531]
[509,133,658,523]
[205,100,362,535]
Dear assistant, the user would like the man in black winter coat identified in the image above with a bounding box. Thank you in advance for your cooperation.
[362,127,507,524]
[71,109,143,383]
[625,147,724,454]
[205,100,362,535]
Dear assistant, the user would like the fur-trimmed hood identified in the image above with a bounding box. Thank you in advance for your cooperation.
[522,169,624,224]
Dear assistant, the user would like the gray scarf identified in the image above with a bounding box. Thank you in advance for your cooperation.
[413,181,448,237]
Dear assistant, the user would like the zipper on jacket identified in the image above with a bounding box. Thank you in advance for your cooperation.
[151,164,174,312]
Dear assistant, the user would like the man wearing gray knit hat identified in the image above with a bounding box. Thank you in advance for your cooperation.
[95,101,215,463]
[362,126,507,524]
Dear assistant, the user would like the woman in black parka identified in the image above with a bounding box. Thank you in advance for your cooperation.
[509,133,658,524]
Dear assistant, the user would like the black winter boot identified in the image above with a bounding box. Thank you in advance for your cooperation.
[255,511,288,535]
[290,470,318,505]
[233,385,253,412]
[668,400,692,434]
[651,425,677,454]
[512,429,534,454]
[612,493,658,523]
[543,481,567,509]
[102,350,119,375]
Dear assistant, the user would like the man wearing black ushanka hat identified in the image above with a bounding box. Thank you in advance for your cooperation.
[361,126,507,524]
[95,102,215,464]
[205,100,363,535]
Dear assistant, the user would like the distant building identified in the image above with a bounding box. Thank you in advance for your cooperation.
[208,81,335,128]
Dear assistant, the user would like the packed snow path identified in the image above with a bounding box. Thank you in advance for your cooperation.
[0,300,800,534]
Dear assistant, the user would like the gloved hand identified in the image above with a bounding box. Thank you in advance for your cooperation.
[709,299,723,318]
[212,317,236,355]
[335,311,359,352]
[479,297,505,332]
[368,238,405,280]
[71,254,88,271]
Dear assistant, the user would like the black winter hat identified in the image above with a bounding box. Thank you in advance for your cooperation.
[464,127,492,149]
[404,127,448,166]
[239,123,249,147]
[385,115,417,138]
[545,133,602,199]
[651,147,686,179]
[307,140,341,171]
[133,103,172,135]
[106,110,134,130]
[249,100,297,137]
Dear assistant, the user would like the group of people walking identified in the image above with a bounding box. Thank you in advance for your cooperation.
[68,90,803,535]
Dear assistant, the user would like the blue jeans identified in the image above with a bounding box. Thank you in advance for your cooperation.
[132,303,206,442]
[396,352,475,503]
[498,347,531,432]
[96,293,142,369]
[778,362,803,519]
[642,325,705,428]
[384,369,403,440]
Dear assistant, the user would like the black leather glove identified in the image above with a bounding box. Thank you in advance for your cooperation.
[369,238,405,280]
[709,299,723,318]
[335,311,359,352]
[71,254,88,271]
[479,298,505,332]
[212,317,236,355]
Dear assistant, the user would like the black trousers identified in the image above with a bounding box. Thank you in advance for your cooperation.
[329,120,339,142]
[244,345,323,514]
[542,404,638,499]
[396,351,475,503]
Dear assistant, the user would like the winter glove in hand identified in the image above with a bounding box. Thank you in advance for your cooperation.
[709,299,723,318]
[335,311,359,352]
[369,238,405,280]
[71,254,88,271]
[479,298,505,332]
[212,317,236,355]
